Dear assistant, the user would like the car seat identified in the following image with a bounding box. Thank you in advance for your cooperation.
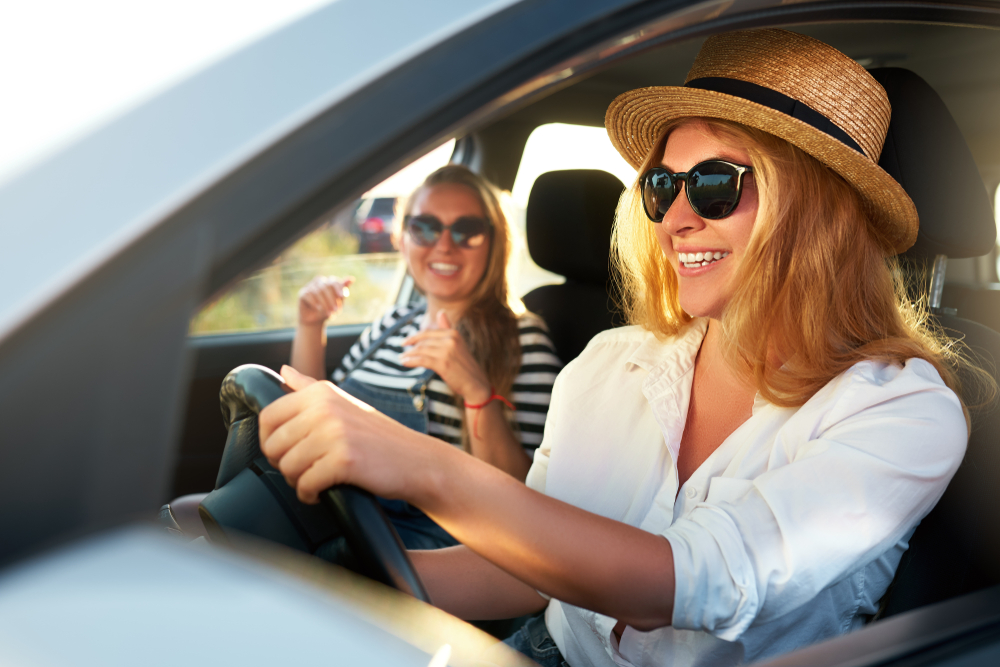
[870,67,1000,617]
[522,169,626,362]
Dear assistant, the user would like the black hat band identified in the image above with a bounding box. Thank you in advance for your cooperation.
[685,77,865,155]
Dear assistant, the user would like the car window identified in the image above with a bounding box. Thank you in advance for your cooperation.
[368,198,396,217]
[190,124,637,335]
[507,123,637,296]
[189,141,455,335]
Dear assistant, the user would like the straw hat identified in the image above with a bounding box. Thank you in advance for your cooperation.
[605,29,918,254]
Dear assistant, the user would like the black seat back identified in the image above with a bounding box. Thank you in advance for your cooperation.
[870,67,1000,616]
[522,169,625,362]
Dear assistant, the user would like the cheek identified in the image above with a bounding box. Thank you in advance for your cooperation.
[653,224,673,256]
[470,247,490,278]
[401,240,426,270]
[732,185,759,251]
[730,212,757,255]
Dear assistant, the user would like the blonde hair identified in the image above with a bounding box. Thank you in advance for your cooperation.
[398,164,523,448]
[612,118,984,422]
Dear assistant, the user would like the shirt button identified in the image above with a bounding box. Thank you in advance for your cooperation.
[686,487,698,499]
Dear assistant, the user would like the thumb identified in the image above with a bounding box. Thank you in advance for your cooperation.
[281,364,319,391]
[436,310,453,330]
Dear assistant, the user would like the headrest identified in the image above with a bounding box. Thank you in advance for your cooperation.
[526,169,625,284]
[870,68,996,260]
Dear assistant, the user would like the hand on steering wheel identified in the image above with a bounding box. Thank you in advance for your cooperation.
[207,364,430,602]
[259,366,434,504]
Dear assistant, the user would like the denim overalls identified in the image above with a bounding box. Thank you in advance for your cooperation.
[337,305,460,550]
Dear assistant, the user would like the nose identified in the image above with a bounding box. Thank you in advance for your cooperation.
[434,224,457,251]
[661,184,704,238]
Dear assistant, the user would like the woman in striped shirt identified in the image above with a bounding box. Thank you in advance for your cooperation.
[290,164,561,549]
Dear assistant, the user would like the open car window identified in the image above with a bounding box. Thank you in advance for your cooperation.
[189,141,457,335]
[188,124,638,335]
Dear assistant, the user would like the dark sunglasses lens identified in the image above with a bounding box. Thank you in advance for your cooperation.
[450,217,489,248]
[643,169,676,222]
[687,163,742,219]
[407,215,442,246]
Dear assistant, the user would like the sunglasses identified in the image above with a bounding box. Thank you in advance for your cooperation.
[404,214,491,249]
[641,160,753,222]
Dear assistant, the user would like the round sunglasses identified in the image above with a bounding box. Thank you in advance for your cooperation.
[641,160,753,222]
[404,214,491,249]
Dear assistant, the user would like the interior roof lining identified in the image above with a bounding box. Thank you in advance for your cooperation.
[469,17,1000,195]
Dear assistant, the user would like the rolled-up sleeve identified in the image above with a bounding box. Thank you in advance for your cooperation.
[664,358,967,639]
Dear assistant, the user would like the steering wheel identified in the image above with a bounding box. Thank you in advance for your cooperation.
[198,364,430,602]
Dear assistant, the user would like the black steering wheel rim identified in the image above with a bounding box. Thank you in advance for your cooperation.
[211,364,430,603]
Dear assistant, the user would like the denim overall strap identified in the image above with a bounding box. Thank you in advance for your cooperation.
[340,304,427,380]
[335,306,459,550]
[338,371,434,433]
[337,304,433,433]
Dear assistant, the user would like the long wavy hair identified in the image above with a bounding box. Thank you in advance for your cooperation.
[612,117,985,424]
[397,164,523,448]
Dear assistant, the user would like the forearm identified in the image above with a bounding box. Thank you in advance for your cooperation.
[414,448,676,630]
[411,545,548,620]
[465,402,532,481]
[290,323,327,381]
[262,372,674,630]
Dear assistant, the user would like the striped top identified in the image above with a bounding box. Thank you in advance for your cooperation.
[333,305,562,453]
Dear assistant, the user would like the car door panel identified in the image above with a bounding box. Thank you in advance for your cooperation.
[174,325,365,497]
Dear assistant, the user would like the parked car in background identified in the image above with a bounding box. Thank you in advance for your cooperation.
[355,196,397,253]
[4,0,1000,665]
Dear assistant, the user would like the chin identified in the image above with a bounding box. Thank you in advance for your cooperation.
[680,294,719,317]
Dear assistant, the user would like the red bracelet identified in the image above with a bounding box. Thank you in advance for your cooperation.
[464,387,515,439]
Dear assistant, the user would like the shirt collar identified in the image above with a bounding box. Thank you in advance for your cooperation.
[625,318,709,376]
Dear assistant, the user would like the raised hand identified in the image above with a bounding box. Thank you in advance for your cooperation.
[297,275,355,326]
[400,310,491,403]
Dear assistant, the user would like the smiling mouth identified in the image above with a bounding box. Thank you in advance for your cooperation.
[678,251,730,269]
[429,262,460,276]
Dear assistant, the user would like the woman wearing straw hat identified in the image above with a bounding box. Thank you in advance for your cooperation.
[258,29,976,666]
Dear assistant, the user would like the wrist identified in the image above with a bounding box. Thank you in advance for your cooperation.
[295,322,327,346]
[410,436,457,510]
[297,321,327,336]
[463,383,492,406]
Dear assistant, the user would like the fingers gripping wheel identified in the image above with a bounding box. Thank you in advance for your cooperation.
[199,364,430,603]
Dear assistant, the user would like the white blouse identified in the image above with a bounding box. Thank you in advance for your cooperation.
[526,319,967,667]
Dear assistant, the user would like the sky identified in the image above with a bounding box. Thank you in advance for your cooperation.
[0,0,332,185]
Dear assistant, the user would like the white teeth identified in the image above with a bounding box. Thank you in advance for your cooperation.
[430,263,459,271]
[678,251,729,268]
